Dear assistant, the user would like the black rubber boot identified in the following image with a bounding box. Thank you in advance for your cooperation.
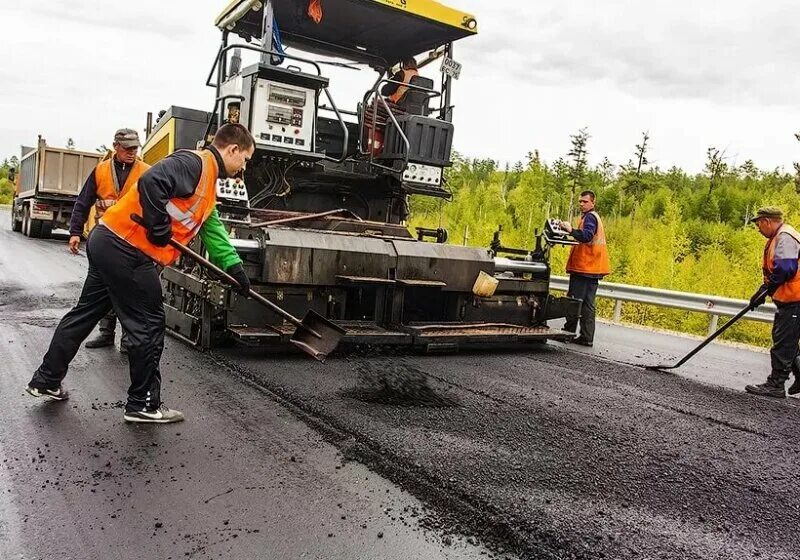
[85,334,115,349]
[745,376,786,398]
[789,356,800,395]
[120,332,130,355]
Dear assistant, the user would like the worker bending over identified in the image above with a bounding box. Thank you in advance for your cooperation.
[746,207,800,398]
[559,190,611,347]
[26,124,255,423]
[69,129,150,352]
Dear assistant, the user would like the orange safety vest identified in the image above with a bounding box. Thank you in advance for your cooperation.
[93,158,149,220]
[566,211,611,276]
[389,69,419,104]
[100,150,218,267]
[763,224,800,304]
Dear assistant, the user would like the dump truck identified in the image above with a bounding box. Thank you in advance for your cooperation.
[141,0,580,351]
[10,137,102,238]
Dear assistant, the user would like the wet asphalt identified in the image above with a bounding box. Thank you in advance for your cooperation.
[2,208,799,560]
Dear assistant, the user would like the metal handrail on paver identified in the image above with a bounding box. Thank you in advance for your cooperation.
[549,276,775,335]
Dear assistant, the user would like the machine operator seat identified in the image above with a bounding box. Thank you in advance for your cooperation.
[396,75,434,116]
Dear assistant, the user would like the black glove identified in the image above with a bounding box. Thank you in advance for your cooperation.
[749,285,769,308]
[227,263,251,296]
[146,229,171,247]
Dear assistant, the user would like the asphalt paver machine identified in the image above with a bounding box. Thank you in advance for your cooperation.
[143,0,580,351]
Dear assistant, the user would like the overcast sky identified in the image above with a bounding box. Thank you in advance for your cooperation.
[3,0,799,173]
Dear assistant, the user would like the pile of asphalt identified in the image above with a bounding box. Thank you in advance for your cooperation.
[344,358,459,408]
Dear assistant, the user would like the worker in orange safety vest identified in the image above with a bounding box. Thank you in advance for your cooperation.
[745,206,800,398]
[69,128,150,352]
[26,124,255,424]
[382,57,419,105]
[559,190,611,347]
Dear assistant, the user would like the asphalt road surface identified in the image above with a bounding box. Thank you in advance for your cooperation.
[2,207,798,560]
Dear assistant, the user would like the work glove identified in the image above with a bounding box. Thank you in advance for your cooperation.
[146,229,171,247]
[226,263,251,297]
[749,284,769,309]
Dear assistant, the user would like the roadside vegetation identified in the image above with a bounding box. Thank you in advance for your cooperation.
[0,159,16,205]
[410,130,800,347]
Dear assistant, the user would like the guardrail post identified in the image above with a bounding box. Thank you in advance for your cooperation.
[612,300,622,322]
[708,314,719,336]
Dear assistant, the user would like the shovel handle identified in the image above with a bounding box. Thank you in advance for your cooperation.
[130,214,304,329]
[656,285,769,370]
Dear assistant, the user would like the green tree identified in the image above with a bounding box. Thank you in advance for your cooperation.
[566,127,590,218]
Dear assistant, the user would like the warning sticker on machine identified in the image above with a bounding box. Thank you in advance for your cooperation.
[383,0,408,10]
[441,57,462,80]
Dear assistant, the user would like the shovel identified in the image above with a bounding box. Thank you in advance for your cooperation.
[645,287,767,371]
[131,214,345,361]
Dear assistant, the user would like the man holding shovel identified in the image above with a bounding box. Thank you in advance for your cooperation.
[745,207,800,398]
[26,123,255,423]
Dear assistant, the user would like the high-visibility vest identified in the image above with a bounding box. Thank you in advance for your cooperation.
[566,211,611,276]
[389,69,419,104]
[763,224,800,304]
[100,150,218,267]
[93,158,149,220]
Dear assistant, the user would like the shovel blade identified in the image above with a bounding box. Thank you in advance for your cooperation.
[289,310,346,362]
[645,364,677,371]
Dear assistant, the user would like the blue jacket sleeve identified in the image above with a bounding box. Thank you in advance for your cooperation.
[570,213,597,243]
[69,170,99,236]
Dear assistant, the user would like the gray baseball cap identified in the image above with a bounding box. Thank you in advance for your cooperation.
[749,206,784,223]
[114,128,141,148]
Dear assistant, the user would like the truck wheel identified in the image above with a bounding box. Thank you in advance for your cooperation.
[28,218,44,239]
[11,205,22,232]
[22,205,31,237]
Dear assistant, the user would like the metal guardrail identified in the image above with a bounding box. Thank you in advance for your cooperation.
[550,276,776,336]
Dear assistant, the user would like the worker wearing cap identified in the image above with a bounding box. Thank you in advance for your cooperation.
[746,206,800,398]
[25,123,255,424]
[559,190,611,347]
[69,129,150,352]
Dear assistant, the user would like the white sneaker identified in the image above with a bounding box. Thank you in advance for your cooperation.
[123,405,184,424]
[26,385,69,401]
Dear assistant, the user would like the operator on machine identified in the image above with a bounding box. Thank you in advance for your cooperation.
[381,57,419,105]
[26,123,255,424]
[69,128,150,353]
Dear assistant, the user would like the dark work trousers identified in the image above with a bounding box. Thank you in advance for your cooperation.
[97,310,130,347]
[98,311,117,336]
[29,225,165,412]
[769,302,800,383]
[563,274,600,343]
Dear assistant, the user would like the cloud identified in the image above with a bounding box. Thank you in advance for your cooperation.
[458,0,800,107]
[12,2,195,39]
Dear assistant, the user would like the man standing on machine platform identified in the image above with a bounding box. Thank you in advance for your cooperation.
[559,190,611,347]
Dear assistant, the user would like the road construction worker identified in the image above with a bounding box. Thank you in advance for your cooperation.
[559,190,611,347]
[26,123,255,424]
[69,129,150,353]
[745,207,800,398]
[381,57,419,104]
